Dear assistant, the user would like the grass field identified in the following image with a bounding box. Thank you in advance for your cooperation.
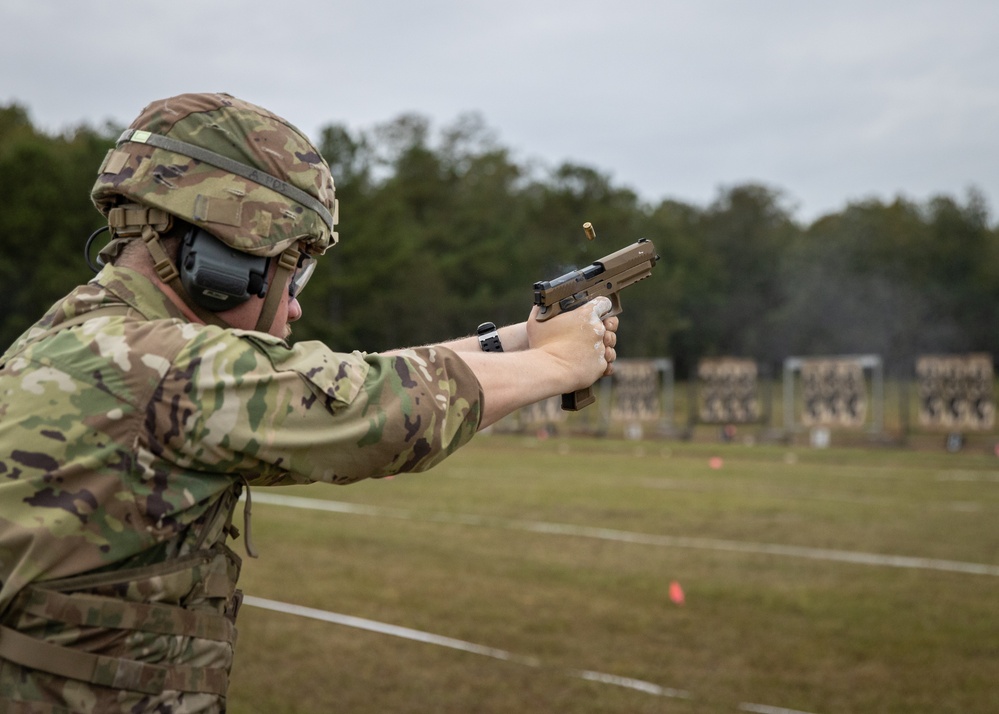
[228,435,998,713]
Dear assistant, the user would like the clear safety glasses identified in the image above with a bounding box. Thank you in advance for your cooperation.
[289,254,317,299]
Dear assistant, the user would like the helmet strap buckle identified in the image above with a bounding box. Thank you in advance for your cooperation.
[141,225,180,284]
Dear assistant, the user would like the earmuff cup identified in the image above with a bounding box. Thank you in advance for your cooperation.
[179,227,269,312]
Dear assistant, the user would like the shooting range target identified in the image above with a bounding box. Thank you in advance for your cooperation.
[611,360,662,421]
[800,358,867,427]
[697,358,761,424]
[916,354,995,430]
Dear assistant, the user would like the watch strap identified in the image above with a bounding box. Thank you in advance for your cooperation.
[476,322,503,352]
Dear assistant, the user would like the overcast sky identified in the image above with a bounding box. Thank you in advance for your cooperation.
[3,0,998,223]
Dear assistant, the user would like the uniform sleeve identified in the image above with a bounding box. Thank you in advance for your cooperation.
[154,330,483,486]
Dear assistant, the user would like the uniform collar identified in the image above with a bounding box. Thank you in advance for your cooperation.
[82,265,191,322]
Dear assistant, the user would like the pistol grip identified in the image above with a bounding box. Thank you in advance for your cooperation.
[561,386,596,411]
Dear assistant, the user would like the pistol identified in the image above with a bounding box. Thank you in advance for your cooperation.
[533,237,659,411]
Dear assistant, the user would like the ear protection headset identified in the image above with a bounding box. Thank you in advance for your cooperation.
[178,226,270,312]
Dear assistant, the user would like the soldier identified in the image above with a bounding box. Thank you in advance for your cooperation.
[0,93,618,712]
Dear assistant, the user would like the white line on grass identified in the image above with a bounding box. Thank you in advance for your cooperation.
[242,595,691,701]
[740,704,819,714]
[249,492,999,577]
[242,595,538,666]
[936,470,999,483]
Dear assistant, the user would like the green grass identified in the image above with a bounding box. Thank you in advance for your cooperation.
[228,436,999,713]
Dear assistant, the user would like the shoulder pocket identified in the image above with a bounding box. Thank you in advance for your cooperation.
[238,335,367,410]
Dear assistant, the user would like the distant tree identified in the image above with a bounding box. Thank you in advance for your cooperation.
[0,105,116,346]
[662,184,800,372]
[775,192,999,373]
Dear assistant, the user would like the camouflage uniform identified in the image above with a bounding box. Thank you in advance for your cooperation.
[0,94,483,713]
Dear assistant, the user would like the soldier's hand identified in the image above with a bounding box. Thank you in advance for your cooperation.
[526,296,617,391]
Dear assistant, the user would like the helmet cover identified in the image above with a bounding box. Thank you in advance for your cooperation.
[91,92,337,257]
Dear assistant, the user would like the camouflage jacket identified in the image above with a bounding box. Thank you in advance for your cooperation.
[0,265,483,610]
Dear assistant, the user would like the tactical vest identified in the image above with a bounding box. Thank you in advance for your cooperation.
[0,307,253,713]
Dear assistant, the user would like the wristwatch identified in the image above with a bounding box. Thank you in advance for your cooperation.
[476,322,504,352]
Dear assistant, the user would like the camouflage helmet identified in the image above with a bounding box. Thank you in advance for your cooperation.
[91,92,338,258]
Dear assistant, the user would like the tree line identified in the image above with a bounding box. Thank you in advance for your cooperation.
[1,103,996,377]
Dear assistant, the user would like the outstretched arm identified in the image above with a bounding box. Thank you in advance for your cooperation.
[389,297,618,429]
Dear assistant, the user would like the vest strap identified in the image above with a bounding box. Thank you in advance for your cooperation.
[0,625,229,696]
[14,586,236,642]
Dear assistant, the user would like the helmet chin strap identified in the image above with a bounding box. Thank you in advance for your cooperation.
[140,225,231,329]
[254,246,300,333]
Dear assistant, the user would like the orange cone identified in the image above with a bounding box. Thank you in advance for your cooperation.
[669,581,685,605]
